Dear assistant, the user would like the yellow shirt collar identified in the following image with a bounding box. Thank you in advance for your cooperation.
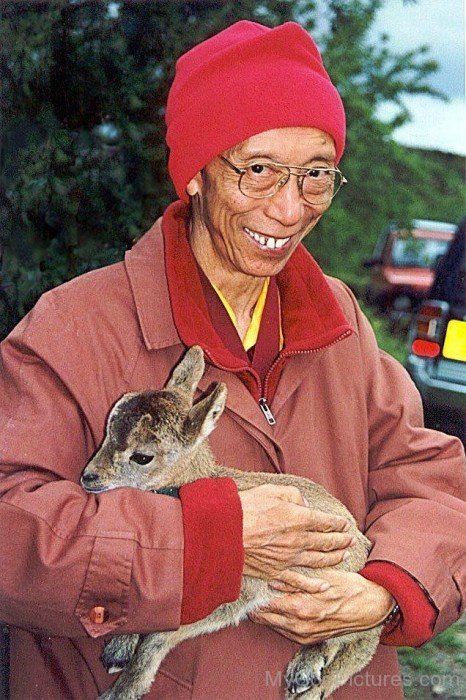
[212,278,283,352]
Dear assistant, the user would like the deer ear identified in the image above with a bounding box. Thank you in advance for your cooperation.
[184,383,227,444]
[166,346,205,397]
[139,413,153,430]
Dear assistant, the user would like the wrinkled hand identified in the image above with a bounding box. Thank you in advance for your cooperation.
[249,569,395,645]
[238,484,354,580]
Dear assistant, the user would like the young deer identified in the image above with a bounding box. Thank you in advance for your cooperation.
[81,346,382,700]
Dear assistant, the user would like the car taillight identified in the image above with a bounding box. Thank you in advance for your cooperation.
[410,301,449,358]
[411,339,441,358]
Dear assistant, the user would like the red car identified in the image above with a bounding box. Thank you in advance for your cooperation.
[364,219,457,312]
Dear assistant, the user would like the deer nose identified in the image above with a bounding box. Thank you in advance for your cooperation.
[81,472,100,488]
[81,472,99,484]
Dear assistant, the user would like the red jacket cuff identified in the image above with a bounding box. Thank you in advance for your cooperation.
[359,561,438,647]
[179,477,244,625]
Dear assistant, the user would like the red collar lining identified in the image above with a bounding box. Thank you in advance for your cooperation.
[163,201,353,370]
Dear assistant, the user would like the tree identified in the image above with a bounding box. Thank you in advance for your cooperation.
[0,0,463,337]
[298,0,463,282]
[0,0,297,332]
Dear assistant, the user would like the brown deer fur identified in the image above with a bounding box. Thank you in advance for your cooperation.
[81,346,381,700]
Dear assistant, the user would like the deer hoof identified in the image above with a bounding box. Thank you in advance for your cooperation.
[286,668,322,694]
[101,635,139,673]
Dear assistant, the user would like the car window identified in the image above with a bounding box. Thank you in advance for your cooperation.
[430,221,465,304]
[391,238,450,269]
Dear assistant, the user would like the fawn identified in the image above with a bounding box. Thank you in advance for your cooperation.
[81,346,381,700]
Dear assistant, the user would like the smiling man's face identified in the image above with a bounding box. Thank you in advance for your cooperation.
[187,126,336,284]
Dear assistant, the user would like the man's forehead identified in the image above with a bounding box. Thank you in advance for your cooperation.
[228,127,336,164]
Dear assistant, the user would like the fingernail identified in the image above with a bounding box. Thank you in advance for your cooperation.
[270,580,285,589]
[342,551,350,560]
[350,536,357,546]
[319,582,330,591]
[343,521,351,531]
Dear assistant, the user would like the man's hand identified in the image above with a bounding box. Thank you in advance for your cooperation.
[238,484,355,580]
[249,569,396,644]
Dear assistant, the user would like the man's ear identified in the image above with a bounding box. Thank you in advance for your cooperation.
[184,383,227,445]
[186,171,203,196]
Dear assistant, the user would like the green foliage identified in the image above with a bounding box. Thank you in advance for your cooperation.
[0,0,296,333]
[358,300,407,363]
[398,618,466,695]
[1,0,464,339]
[304,0,463,281]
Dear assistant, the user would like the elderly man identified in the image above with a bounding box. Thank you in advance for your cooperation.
[0,20,465,700]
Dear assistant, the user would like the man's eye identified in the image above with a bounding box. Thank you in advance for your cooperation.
[249,163,270,175]
[130,452,153,465]
[306,168,333,180]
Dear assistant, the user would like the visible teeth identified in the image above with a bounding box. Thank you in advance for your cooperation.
[244,228,290,250]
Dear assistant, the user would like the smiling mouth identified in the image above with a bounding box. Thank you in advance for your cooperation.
[244,227,291,250]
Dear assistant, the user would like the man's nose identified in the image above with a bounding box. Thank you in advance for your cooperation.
[263,176,307,226]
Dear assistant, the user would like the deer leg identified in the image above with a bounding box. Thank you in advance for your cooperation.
[98,632,172,700]
[288,629,380,700]
[285,639,340,696]
[101,634,141,673]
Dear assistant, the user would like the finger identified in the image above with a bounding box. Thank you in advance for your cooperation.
[249,610,287,626]
[304,532,356,552]
[241,484,305,507]
[271,572,330,592]
[267,582,297,593]
[249,609,302,630]
[256,590,320,620]
[304,508,351,533]
[293,549,350,568]
[268,626,311,644]
[269,531,354,551]
[270,625,336,645]
[271,571,330,592]
[274,507,352,538]
[268,484,307,506]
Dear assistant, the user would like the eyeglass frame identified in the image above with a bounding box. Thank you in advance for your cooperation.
[219,155,347,206]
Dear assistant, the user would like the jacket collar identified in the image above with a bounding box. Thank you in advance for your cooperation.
[124,215,180,350]
[124,200,353,358]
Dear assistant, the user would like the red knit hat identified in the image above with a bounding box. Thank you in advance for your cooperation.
[165,21,346,202]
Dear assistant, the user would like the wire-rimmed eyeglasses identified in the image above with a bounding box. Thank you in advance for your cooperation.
[220,155,347,206]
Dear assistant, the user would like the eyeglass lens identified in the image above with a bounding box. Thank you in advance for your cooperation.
[240,164,342,204]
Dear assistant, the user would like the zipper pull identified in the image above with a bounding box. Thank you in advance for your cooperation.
[259,397,276,426]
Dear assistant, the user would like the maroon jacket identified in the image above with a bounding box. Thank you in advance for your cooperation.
[1,202,465,699]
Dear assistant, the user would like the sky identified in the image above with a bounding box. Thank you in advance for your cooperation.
[104,1,465,156]
[370,0,465,155]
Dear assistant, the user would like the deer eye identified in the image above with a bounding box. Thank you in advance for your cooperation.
[130,452,153,465]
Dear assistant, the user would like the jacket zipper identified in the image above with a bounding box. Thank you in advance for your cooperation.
[202,349,271,423]
[258,397,276,425]
[260,329,353,425]
[204,328,352,426]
